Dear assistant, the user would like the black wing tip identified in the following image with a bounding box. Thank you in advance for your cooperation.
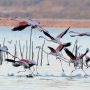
[64,42,71,47]
[86,48,89,52]
[11,28,17,31]
[43,30,49,33]
[70,35,75,37]
[47,46,51,48]
[47,46,53,50]
[64,48,68,51]
[68,26,70,29]
[5,59,15,63]
[66,26,70,31]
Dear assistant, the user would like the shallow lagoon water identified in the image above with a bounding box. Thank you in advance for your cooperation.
[0,27,90,90]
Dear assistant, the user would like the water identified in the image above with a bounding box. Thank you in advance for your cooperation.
[0,27,90,90]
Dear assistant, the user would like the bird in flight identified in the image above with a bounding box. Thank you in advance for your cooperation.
[39,27,70,44]
[64,48,89,74]
[5,59,37,74]
[12,19,43,31]
[69,31,90,37]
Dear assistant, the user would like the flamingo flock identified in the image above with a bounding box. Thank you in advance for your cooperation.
[0,18,90,77]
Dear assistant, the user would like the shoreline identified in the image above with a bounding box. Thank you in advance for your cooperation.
[0,18,90,28]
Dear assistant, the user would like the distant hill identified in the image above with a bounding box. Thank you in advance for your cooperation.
[0,0,90,19]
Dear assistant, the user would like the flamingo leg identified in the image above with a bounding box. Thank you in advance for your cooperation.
[28,67,35,75]
[17,69,26,73]
[47,54,50,65]
[56,57,65,73]
[36,66,39,74]
[81,68,87,76]
[59,60,64,72]
[71,68,78,76]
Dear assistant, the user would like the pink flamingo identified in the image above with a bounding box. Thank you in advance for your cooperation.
[12,19,42,31]
[69,31,90,37]
[37,42,71,57]
[64,48,89,74]
[85,56,90,68]
[5,59,37,74]
[39,27,70,44]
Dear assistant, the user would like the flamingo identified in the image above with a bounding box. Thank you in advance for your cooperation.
[37,42,71,57]
[12,19,43,31]
[64,48,89,74]
[39,27,70,44]
[69,31,90,37]
[12,19,44,60]
[12,21,29,31]
[5,59,37,74]
[85,56,90,68]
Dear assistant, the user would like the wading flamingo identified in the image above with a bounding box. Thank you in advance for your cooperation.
[39,27,70,44]
[85,56,90,68]
[5,59,37,75]
[64,48,89,74]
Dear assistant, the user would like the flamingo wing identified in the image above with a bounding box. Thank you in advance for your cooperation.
[30,60,37,65]
[19,21,29,26]
[64,48,76,60]
[5,59,15,63]
[85,56,90,63]
[43,31,55,40]
[20,59,30,68]
[24,19,40,26]
[48,46,56,53]
[56,42,71,52]
[56,27,70,39]
[69,31,80,34]
[12,25,29,31]
[12,21,29,31]
[79,48,89,59]
[56,44,64,51]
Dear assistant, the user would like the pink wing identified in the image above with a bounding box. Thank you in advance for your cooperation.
[56,44,64,51]
[19,21,28,26]
[56,27,70,39]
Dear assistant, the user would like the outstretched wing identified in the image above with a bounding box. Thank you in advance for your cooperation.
[12,21,29,31]
[56,42,71,52]
[79,48,89,59]
[12,25,29,31]
[5,59,15,63]
[69,31,80,34]
[64,48,76,60]
[43,31,55,40]
[56,44,64,51]
[85,56,90,65]
[48,46,56,53]
[56,27,70,39]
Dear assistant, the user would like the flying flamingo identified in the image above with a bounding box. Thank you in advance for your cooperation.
[37,42,71,57]
[85,56,90,68]
[12,19,43,31]
[12,19,44,60]
[5,59,37,75]
[39,27,70,44]
[64,48,89,74]
[69,31,90,37]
